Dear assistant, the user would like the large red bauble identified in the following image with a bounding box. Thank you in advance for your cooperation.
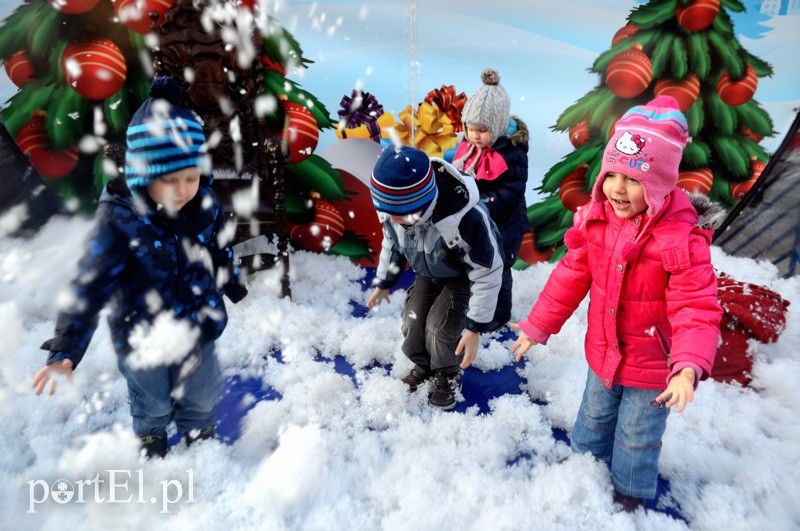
[676,0,720,32]
[4,49,36,88]
[15,115,79,179]
[611,24,639,47]
[605,44,652,99]
[559,165,591,212]
[677,167,713,195]
[718,65,758,106]
[518,231,555,265]
[329,169,383,267]
[279,101,319,164]
[289,198,345,253]
[730,159,765,201]
[114,0,175,34]
[47,0,100,14]
[568,120,590,148]
[654,74,700,112]
[62,36,127,100]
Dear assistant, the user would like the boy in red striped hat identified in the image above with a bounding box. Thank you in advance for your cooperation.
[366,145,504,410]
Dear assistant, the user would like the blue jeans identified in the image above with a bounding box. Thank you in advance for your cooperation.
[117,341,221,437]
[570,368,669,499]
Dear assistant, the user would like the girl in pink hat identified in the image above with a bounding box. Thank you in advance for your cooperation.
[511,96,724,511]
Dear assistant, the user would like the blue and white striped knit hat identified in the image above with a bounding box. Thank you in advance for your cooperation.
[125,76,211,192]
[370,145,437,215]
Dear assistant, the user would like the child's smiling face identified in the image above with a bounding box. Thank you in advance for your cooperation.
[602,172,647,219]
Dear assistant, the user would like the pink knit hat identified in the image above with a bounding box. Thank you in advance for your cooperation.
[591,95,689,217]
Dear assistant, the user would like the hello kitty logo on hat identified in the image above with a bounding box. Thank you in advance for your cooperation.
[593,95,689,217]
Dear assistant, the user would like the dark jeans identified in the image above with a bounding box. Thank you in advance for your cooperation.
[401,275,471,371]
[117,341,221,437]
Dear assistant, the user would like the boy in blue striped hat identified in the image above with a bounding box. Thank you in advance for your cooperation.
[367,145,504,410]
[32,77,247,458]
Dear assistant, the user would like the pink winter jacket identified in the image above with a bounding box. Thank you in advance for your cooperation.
[520,189,723,390]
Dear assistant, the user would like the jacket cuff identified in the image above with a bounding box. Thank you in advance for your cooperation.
[46,351,76,369]
[463,317,493,334]
[518,320,551,345]
[666,362,704,389]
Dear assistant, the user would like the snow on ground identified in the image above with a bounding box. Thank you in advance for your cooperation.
[1,214,799,529]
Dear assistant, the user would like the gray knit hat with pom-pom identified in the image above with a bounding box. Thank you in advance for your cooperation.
[460,68,511,145]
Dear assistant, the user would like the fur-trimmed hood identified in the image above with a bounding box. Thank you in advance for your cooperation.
[687,192,727,230]
[508,115,528,146]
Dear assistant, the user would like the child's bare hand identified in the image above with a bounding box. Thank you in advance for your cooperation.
[32,359,74,396]
[456,330,480,368]
[509,322,538,362]
[366,287,390,308]
[655,367,695,413]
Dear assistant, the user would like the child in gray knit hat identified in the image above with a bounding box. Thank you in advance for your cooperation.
[452,68,530,331]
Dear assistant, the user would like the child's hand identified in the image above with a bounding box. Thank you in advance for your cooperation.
[655,367,696,413]
[457,330,480,368]
[509,322,538,362]
[366,287,390,308]
[32,359,74,396]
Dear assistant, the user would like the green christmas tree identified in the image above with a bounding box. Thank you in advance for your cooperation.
[0,0,370,260]
[524,0,774,264]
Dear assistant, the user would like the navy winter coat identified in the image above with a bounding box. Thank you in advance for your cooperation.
[41,178,246,368]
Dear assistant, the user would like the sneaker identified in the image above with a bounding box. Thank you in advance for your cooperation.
[401,364,433,392]
[428,370,462,410]
[185,426,215,447]
[613,490,644,512]
[139,434,167,459]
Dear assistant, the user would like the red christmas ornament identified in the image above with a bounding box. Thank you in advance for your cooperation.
[289,197,345,253]
[740,126,763,143]
[518,231,555,265]
[677,167,713,195]
[15,114,79,179]
[62,36,127,100]
[329,169,384,267]
[114,0,175,35]
[730,158,765,201]
[676,0,720,32]
[611,23,639,47]
[568,120,590,147]
[3,49,36,88]
[654,74,700,112]
[559,165,591,212]
[279,100,320,164]
[605,43,652,99]
[47,0,100,14]
[718,65,758,106]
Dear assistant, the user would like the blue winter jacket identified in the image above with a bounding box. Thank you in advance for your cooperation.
[476,117,531,259]
[41,178,247,369]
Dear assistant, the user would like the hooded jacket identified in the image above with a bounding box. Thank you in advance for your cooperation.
[453,116,531,257]
[374,159,504,333]
[519,189,724,389]
[41,178,246,369]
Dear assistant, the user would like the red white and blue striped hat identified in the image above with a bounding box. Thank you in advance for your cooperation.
[370,146,437,215]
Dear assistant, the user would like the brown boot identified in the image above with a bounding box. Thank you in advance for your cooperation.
[401,364,433,392]
[613,490,644,512]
